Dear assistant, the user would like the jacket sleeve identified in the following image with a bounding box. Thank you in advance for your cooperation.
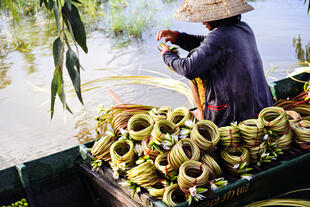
[174,32,206,52]
[163,32,224,80]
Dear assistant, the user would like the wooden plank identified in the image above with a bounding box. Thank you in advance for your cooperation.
[82,151,157,206]
[81,164,156,207]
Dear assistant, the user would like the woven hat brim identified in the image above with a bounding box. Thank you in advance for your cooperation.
[174,0,254,23]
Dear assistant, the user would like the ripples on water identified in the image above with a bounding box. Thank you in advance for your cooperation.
[0,0,309,169]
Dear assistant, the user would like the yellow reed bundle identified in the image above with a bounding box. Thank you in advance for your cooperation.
[110,139,135,168]
[177,160,209,193]
[147,179,169,199]
[162,184,187,207]
[247,142,266,164]
[128,114,154,141]
[155,152,177,178]
[238,119,265,148]
[151,119,180,145]
[219,125,241,148]
[190,120,220,152]
[286,110,302,127]
[277,129,293,151]
[201,154,222,179]
[126,160,159,188]
[258,107,290,135]
[167,107,193,127]
[221,147,250,173]
[168,138,200,171]
[142,136,159,159]
[293,120,310,150]
[91,134,116,161]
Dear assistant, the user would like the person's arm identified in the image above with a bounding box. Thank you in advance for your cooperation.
[162,32,223,80]
[156,30,205,52]
[174,32,206,52]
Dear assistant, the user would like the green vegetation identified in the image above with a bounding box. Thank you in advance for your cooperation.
[105,0,157,46]
[293,35,310,62]
[1,197,29,207]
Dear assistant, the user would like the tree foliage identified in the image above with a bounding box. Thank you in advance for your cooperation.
[40,0,88,119]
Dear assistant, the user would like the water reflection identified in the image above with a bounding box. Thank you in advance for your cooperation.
[0,33,12,90]
[293,34,310,62]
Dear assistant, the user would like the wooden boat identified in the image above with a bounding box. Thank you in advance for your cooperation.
[1,73,309,207]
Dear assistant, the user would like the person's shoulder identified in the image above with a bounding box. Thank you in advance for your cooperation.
[238,21,252,29]
[202,29,225,47]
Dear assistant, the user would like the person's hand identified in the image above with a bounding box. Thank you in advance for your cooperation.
[191,108,204,121]
[161,45,170,56]
[156,30,177,43]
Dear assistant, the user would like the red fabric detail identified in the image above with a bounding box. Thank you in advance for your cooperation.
[165,165,168,174]
[254,113,259,118]
[240,156,243,163]
[267,122,271,127]
[207,104,228,111]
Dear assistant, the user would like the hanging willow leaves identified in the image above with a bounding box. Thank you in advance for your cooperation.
[62,2,88,53]
[66,48,83,104]
[51,68,72,119]
[66,0,72,11]
[48,0,54,11]
[53,1,60,32]
[51,68,60,119]
[53,37,63,67]
[40,0,87,119]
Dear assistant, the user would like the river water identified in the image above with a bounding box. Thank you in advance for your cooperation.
[0,0,309,170]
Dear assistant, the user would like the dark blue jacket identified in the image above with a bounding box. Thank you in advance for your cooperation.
[163,22,273,126]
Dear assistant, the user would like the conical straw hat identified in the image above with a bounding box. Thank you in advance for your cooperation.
[174,0,254,22]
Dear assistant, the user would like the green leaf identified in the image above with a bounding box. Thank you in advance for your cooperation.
[50,65,73,119]
[72,0,81,4]
[240,162,247,170]
[40,0,48,7]
[53,2,60,32]
[66,0,72,10]
[62,3,88,53]
[197,188,208,193]
[66,49,84,104]
[131,188,136,197]
[244,168,253,172]
[53,37,63,67]
[50,69,60,119]
[187,195,193,205]
[48,0,54,11]
[57,77,73,114]
[216,181,227,186]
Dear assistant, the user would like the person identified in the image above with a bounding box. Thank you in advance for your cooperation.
[156,0,273,127]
